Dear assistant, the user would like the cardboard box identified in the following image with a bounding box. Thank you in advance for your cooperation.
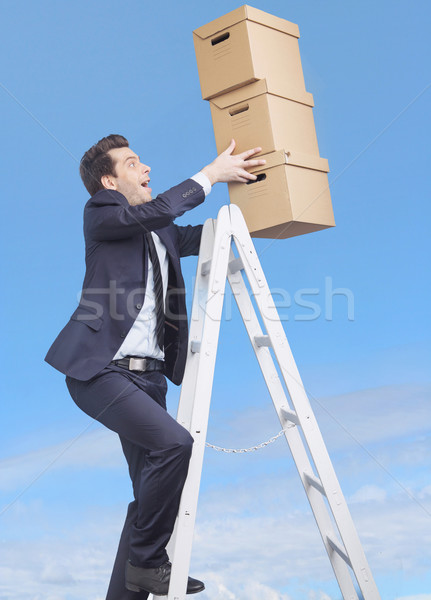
[193,5,307,100]
[209,79,320,157]
[228,150,335,239]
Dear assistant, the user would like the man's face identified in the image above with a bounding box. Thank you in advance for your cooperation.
[104,147,152,206]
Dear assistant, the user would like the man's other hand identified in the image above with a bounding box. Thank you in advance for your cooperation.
[201,139,266,186]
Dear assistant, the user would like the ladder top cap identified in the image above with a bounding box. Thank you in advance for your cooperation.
[193,5,300,40]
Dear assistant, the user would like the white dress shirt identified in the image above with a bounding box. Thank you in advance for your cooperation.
[113,172,211,361]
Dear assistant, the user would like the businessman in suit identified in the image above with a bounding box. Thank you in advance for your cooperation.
[45,134,265,598]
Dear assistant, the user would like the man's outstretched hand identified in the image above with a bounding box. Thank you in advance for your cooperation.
[201,139,266,186]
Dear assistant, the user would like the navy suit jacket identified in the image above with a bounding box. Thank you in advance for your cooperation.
[45,179,205,384]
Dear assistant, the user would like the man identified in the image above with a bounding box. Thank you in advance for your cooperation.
[45,134,265,598]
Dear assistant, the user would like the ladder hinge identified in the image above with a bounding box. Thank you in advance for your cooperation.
[190,340,201,353]
[254,335,272,348]
[326,535,352,568]
[304,472,326,496]
[228,257,244,274]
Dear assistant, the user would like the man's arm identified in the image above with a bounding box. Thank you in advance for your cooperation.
[85,140,265,243]
[172,139,266,257]
[85,180,204,242]
[174,224,204,257]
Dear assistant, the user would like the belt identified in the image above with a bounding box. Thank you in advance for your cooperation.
[111,356,165,372]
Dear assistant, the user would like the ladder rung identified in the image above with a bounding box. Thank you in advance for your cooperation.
[254,335,272,348]
[201,260,211,276]
[280,407,299,426]
[326,535,352,568]
[190,340,201,353]
[304,472,326,496]
[228,257,244,274]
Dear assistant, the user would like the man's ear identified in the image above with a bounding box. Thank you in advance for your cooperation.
[101,174,117,190]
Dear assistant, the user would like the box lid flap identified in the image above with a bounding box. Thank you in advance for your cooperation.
[252,150,329,173]
[245,5,300,37]
[193,5,300,40]
[210,79,314,109]
[287,151,329,172]
[210,79,269,108]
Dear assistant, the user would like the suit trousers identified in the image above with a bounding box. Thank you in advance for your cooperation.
[66,364,194,600]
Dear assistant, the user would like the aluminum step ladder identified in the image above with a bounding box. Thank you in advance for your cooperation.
[152,204,380,600]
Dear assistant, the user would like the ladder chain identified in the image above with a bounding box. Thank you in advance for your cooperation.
[205,425,295,454]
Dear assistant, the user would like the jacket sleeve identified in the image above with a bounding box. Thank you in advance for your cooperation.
[84,180,205,242]
[174,224,204,257]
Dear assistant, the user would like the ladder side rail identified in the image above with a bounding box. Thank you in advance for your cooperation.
[152,217,217,600]
[161,206,233,600]
[226,251,359,600]
[230,205,381,599]
[176,217,216,430]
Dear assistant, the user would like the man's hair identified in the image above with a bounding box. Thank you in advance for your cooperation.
[79,134,129,196]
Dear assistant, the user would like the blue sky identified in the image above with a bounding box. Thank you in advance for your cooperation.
[0,1,430,599]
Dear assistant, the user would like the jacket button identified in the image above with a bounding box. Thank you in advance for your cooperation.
[136,303,142,310]
[120,332,127,338]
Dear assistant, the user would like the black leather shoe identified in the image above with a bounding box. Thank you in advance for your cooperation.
[125,560,205,595]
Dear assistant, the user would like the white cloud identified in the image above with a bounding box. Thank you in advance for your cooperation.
[349,484,387,504]
[1,382,428,498]
[0,469,430,600]
[0,526,117,600]
[41,562,77,584]
[196,574,293,600]
[0,382,430,599]
[311,383,431,450]
[0,427,123,492]
[307,593,332,600]
[418,485,431,499]
[395,596,431,600]
[207,383,431,456]
[187,457,431,594]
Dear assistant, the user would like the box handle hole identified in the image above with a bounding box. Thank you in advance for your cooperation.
[211,32,230,46]
[229,104,249,116]
[247,173,266,185]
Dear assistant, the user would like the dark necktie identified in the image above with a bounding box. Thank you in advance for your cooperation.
[145,232,165,351]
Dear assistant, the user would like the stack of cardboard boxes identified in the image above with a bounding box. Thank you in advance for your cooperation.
[193,5,335,239]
